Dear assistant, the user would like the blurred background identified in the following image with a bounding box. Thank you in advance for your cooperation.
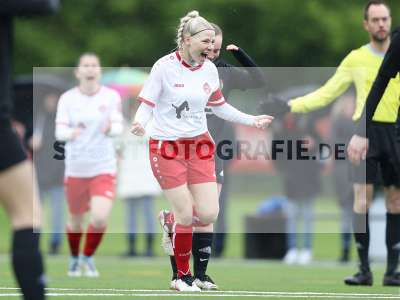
[1,0,399,263]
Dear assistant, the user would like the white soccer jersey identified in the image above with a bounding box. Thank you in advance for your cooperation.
[138,51,225,140]
[55,86,123,177]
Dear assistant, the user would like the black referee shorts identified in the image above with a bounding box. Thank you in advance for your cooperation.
[351,122,400,187]
[0,119,27,172]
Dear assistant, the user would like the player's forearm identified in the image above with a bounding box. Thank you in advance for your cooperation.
[55,124,75,141]
[211,102,254,126]
[134,103,153,128]
[289,72,352,113]
[106,122,123,137]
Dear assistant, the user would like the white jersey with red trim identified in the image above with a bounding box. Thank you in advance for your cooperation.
[55,86,122,177]
[138,51,225,140]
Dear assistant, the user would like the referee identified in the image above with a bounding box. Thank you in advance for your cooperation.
[347,26,400,286]
[285,1,399,286]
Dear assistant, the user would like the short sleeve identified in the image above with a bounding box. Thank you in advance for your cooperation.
[138,61,163,107]
[55,94,70,126]
[207,63,225,107]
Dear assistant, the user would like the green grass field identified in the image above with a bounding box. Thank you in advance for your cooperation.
[0,178,398,299]
[0,255,399,299]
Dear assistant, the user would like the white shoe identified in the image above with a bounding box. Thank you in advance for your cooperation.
[175,276,201,292]
[170,278,177,290]
[67,256,82,277]
[194,275,218,290]
[158,210,174,256]
[283,249,298,265]
[81,256,99,277]
[298,249,312,265]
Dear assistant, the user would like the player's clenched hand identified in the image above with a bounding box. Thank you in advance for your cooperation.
[71,127,82,140]
[226,44,239,51]
[347,134,369,165]
[131,121,145,136]
[253,115,274,129]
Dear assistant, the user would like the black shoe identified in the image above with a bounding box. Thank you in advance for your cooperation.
[383,272,400,286]
[344,271,373,286]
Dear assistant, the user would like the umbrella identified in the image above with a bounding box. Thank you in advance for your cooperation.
[101,67,148,99]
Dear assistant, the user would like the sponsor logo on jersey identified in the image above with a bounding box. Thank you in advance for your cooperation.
[174,83,184,87]
[172,101,190,119]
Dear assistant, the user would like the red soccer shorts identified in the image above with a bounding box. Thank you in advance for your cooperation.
[64,174,116,214]
[149,132,216,189]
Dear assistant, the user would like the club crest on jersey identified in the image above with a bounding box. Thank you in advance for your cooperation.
[203,82,211,95]
[172,101,190,119]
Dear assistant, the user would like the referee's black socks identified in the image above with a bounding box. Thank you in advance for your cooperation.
[192,232,213,278]
[386,213,400,275]
[12,228,46,300]
[352,212,370,273]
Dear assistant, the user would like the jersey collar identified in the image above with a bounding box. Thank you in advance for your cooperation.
[175,51,203,71]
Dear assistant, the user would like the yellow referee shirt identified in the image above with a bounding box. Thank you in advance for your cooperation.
[290,44,400,123]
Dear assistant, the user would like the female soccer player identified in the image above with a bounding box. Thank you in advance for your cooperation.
[55,53,123,277]
[166,22,268,290]
[0,113,46,300]
[131,11,273,292]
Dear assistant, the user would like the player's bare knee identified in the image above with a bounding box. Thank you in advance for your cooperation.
[198,209,219,225]
[90,215,108,228]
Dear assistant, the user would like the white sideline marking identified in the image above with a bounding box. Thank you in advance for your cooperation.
[1,287,400,298]
[1,293,400,298]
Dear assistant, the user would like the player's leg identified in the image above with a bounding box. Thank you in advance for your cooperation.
[143,195,155,257]
[189,182,219,289]
[0,160,45,300]
[124,196,138,257]
[168,158,224,288]
[298,198,315,265]
[379,124,400,286]
[344,183,373,286]
[64,176,88,277]
[0,121,46,300]
[382,186,400,285]
[345,131,379,286]
[48,186,65,254]
[190,156,223,290]
[80,194,113,277]
[162,184,200,291]
[284,199,299,264]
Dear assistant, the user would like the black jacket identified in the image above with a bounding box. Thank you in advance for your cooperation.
[207,48,266,143]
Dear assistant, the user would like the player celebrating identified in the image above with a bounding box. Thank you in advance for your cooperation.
[166,22,267,290]
[55,53,123,277]
[131,10,273,292]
